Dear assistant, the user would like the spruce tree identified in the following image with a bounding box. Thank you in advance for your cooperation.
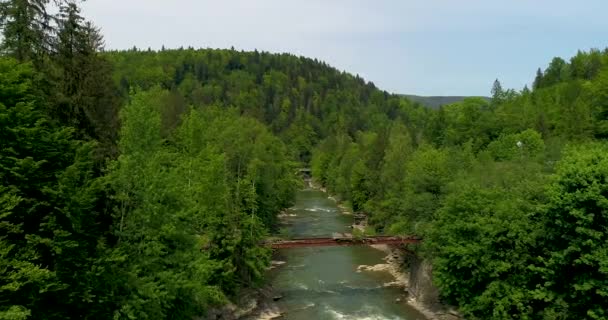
[52,1,120,157]
[0,0,52,63]
[0,57,105,319]
[533,67,544,89]
[491,78,505,105]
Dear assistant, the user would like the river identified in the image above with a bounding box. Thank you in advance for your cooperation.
[257,186,428,320]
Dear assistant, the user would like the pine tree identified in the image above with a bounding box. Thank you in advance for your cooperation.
[51,2,120,157]
[491,78,505,105]
[0,57,104,319]
[0,0,52,62]
[533,67,543,90]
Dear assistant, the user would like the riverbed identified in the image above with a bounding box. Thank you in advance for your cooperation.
[254,187,427,320]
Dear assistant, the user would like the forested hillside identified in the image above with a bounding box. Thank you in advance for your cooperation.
[1,1,607,319]
[312,49,608,319]
[105,48,430,163]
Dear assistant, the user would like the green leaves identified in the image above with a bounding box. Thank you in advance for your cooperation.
[0,57,109,319]
[0,305,31,320]
[423,158,547,319]
[486,129,544,161]
[419,142,608,319]
[102,88,298,318]
[303,46,608,319]
[538,143,608,319]
[107,89,222,318]
[0,0,52,63]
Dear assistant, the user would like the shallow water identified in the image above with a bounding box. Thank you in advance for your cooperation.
[265,188,427,320]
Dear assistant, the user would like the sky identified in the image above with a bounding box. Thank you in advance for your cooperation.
[82,0,608,96]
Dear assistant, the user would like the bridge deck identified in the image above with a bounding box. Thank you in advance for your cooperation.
[267,235,421,249]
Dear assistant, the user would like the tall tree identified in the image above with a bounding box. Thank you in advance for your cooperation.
[107,88,226,319]
[424,158,547,319]
[491,78,505,105]
[0,57,105,319]
[543,57,568,87]
[51,1,120,157]
[533,68,543,89]
[0,0,52,62]
[538,143,608,319]
[372,123,413,228]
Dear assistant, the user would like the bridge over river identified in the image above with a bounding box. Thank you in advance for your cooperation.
[266,235,421,249]
[249,187,428,319]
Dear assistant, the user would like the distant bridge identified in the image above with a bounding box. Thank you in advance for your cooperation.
[265,235,421,249]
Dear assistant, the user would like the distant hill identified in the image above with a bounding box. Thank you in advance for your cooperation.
[402,94,490,109]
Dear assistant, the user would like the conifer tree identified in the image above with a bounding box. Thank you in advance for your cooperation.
[52,1,120,156]
[0,0,52,62]
[0,57,104,319]
[491,78,505,105]
[533,67,544,89]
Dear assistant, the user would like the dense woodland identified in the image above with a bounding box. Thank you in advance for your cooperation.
[1,1,607,319]
[0,1,299,319]
[312,52,608,319]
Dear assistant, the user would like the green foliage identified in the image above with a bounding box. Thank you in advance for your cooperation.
[3,1,608,317]
[104,48,428,164]
[369,123,413,228]
[423,142,608,319]
[101,89,298,318]
[590,68,608,137]
[385,145,454,234]
[424,159,548,319]
[440,97,495,148]
[0,57,106,318]
[310,48,608,318]
[105,89,224,318]
[491,79,505,105]
[0,0,51,62]
[486,129,545,161]
[536,143,608,319]
[51,2,120,153]
[2,0,121,159]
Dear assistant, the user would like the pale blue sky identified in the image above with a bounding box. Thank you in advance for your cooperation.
[83,0,608,96]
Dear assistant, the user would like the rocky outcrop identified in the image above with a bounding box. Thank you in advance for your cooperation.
[408,254,439,305]
[405,253,462,320]
[202,286,278,320]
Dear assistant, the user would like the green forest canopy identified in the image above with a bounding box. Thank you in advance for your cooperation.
[1,1,608,319]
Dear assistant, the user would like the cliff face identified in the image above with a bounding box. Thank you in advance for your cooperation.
[405,253,462,320]
[408,255,439,305]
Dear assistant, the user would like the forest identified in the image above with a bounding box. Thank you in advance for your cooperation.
[1,1,607,319]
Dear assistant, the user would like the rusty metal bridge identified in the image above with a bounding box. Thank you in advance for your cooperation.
[266,235,421,249]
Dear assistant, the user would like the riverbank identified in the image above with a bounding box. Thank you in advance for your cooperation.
[363,244,461,320]
[204,286,275,320]
[318,179,461,320]
[312,181,441,319]
[234,182,454,320]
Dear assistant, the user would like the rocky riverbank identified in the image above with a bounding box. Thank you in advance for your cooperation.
[203,286,277,320]
[232,180,460,320]
[361,244,461,320]
[311,179,456,319]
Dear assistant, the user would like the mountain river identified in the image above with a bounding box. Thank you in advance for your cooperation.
[254,186,428,320]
